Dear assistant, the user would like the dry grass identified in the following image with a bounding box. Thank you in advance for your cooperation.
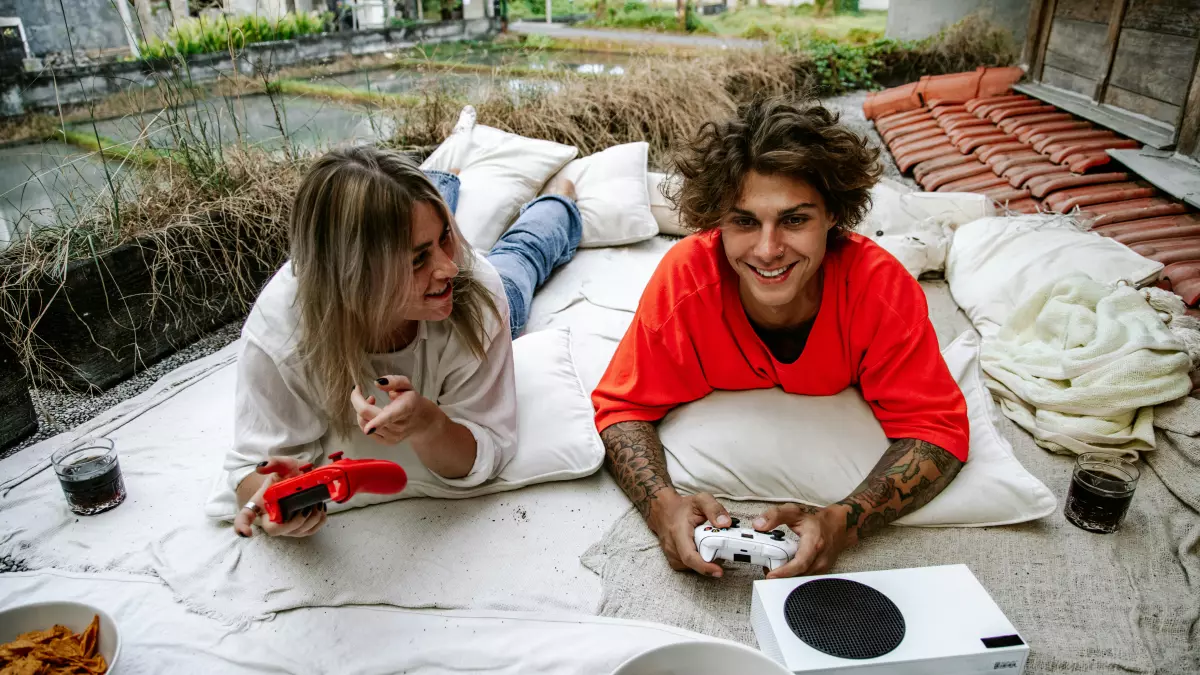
[0,147,303,386]
[390,50,809,169]
[869,13,1018,86]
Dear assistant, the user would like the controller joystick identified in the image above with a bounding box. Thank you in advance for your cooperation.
[694,520,798,572]
[262,454,407,523]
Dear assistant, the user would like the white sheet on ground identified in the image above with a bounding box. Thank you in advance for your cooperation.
[0,342,630,627]
[0,569,722,675]
[981,274,1194,458]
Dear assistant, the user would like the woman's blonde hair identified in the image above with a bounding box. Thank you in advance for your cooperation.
[290,146,498,435]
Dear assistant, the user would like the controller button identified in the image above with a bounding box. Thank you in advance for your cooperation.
[741,533,753,539]
[729,517,740,527]
[770,530,786,540]
[329,451,344,461]
[300,463,314,473]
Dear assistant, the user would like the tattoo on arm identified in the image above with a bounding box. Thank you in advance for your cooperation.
[836,438,963,541]
[601,421,674,518]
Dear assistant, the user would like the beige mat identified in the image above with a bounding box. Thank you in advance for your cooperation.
[581,285,1200,674]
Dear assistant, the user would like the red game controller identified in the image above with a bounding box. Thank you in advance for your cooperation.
[261,452,408,523]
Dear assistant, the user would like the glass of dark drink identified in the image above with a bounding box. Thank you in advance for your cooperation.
[1063,453,1139,534]
[51,437,127,516]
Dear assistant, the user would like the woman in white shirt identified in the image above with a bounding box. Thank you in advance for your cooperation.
[226,146,580,537]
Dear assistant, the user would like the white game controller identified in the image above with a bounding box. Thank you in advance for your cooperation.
[694,518,798,571]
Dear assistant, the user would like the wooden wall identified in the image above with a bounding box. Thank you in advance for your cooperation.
[1040,0,1200,128]
[1041,0,1116,98]
[1106,0,1200,127]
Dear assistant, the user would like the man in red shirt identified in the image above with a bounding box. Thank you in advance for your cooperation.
[592,97,969,579]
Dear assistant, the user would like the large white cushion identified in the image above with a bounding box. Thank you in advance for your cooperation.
[422,112,578,250]
[646,171,688,236]
[360,327,605,500]
[205,328,602,518]
[861,179,995,279]
[542,142,659,248]
[946,214,1162,339]
[658,330,1057,527]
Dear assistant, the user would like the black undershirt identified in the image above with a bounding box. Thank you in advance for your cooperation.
[751,319,815,365]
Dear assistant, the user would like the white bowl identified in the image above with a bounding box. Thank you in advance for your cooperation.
[613,640,791,675]
[0,601,120,673]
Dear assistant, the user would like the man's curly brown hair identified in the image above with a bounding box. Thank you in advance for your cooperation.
[666,96,882,240]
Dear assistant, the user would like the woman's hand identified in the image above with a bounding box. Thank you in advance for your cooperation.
[233,457,328,538]
[351,376,447,446]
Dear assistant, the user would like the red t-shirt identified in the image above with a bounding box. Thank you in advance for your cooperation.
[591,230,970,462]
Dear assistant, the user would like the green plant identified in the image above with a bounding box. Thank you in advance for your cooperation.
[522,33,556,49]
[508,0,581,20]
[139,11,333,60]
[774,13,1017,95]
[581,1,707,33]
[709,5,885,42]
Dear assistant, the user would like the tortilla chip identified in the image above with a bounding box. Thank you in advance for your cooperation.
[0,614,106,674]
[0,639,37,658]
[81,655,108,674]
[0,655,43,675]
[14,625,69,645]
[78,616,98,659]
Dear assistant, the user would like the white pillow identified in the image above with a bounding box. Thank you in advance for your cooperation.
[646,171,688,236]
[422,111,578,250]
[541,142,659,248]
[659,330,1057,527]
[946,214,1163,339]
[862,179,993,278]
[205,328,602,518]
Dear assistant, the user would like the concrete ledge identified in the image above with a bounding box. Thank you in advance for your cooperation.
[1,19,499,117]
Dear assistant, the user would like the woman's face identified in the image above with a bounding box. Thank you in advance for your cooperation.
[719,171,834,324]
[402,200,459,322]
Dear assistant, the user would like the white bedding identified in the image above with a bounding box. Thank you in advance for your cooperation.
[0,237,690,673]
[0,568,720,674]
[0,233,980,673]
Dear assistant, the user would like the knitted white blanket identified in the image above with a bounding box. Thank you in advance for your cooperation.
[980,274,1198,458]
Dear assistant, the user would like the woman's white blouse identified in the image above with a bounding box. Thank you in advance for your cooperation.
[223,251,516,497]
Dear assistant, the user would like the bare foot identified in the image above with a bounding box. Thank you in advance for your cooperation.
[542,176,577,202]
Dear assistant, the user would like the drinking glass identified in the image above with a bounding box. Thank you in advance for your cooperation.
[51,437,127,516]
[1063,452,1138,534]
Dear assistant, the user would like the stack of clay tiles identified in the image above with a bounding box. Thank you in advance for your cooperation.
[864,68,1200,309]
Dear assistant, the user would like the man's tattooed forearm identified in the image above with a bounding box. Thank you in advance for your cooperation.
[601,421,674,518]
[837,438,962,539]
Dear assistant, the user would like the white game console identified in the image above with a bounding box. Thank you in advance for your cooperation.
[751,564,1028,675]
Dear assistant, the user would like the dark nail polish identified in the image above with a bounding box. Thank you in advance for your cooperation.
[256,461,268,468]
[367,428,376,435]
[303,506,313,516]
[237,531,248,538]
[376,377,388,385]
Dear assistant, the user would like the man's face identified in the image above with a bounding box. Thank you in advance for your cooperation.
[719,171,834,320]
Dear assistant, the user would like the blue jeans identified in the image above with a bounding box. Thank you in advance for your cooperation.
[425,170,582,339]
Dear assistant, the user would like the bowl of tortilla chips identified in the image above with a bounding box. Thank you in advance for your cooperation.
[0,601,118,674]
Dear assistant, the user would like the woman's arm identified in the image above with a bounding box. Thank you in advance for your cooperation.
[227,338,330,537]
[226,339,327,505]
[357,381,479,479]
[364,266,517,486]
